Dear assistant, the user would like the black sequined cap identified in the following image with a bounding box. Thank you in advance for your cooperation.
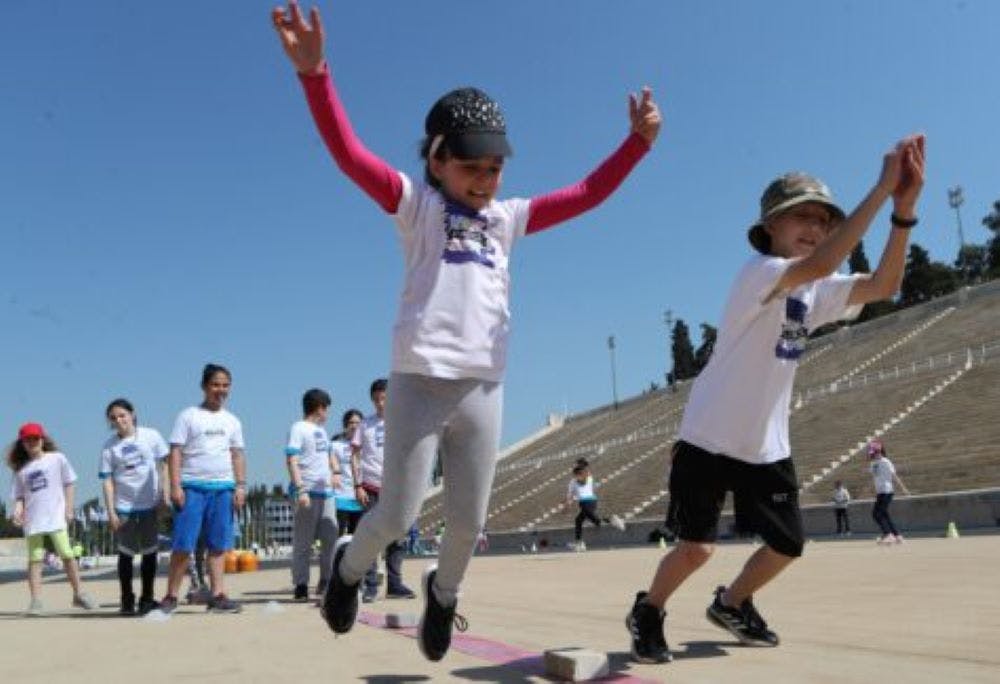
[425,87,513,159]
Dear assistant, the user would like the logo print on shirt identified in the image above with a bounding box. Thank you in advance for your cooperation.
[775,297,808,360]
[121,444,145,471]
[441,201,496,269]
[374,423,385,449]
[27,470,49,492]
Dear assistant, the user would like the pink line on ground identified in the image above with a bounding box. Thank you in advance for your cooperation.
[358,610,660,683]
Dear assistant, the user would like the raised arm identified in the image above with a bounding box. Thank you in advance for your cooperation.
[273,2,402,213]
[769,135,921,298]
[848,135,925,305]
[526,87,661,234]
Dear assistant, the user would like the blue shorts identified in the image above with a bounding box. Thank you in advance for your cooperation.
[172,487,234,553]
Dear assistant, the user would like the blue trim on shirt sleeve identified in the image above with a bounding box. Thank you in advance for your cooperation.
[98,472,113,479]
[285,447,302,457]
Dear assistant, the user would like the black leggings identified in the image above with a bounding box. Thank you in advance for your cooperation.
[834,508,850,533]
[337,509,363,536]
[118,552,157,601]
[575,501,602,541]
[872,493,899,536]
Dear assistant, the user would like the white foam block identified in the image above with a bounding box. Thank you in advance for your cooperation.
[385,612,419,628]
[544,648,609,682]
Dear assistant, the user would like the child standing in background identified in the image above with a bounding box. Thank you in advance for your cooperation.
[100,398,170,615]
[8,423,96,616]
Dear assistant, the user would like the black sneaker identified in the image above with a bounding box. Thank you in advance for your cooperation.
[294,584,309,601]
[386,584,416,599]
[315,579,328,597]
[137,597,160,616]
[321,536,360,634]
[417,565,468,662]
[207,593,242,614]
[625,591,671,663]
[361,587,378,604]
[120,594,136,616]
[706,585,779,646]
[159,595,178,614]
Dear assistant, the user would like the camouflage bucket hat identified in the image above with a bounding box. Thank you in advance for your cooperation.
[748,172,846,254]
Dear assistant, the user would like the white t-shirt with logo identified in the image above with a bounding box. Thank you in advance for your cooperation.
[99,427,170,513]
[870,457,897,494]
[11,452,77,536]
[352,414,386,490]
[331,437,363,511]
[567,475,597,502]
[679,255,863,464]
[285,419,332,496]
[169,406,244,488]
[832,486,851,508]
[390,174,531,382]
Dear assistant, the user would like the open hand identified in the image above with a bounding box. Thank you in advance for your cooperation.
[629,87,662,145]
[272,1,326,75]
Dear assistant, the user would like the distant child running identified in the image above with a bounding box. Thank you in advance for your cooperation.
[626,135,925,663]
[161,363,246,614]
[565,460,624,551]
[331,409,364,536]
[272,1,660,661]
[100,399,170,615]
[287,388,342,600]
[7,423,96,616]
[867,440,909,544]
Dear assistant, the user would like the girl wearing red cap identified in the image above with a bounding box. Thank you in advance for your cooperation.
[272,1,660,661]
[7,423,96,616]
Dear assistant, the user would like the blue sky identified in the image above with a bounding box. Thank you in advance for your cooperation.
[3,1,998,503]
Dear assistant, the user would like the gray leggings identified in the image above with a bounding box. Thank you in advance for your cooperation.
[340,372,502,606]
[291,495,338,587]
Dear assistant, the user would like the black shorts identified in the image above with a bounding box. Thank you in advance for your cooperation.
[667,440,804,557]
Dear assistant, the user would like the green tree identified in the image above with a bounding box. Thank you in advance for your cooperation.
[671,319,697,381]
[900,243,959,306]
[955,244,988,282]
[848,241,871,274]
[693,323,717,372]
[983,200,1000,277]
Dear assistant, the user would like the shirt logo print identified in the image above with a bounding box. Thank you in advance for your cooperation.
[441,201,496,269]
[775,297,808,360]
[27,470,49,492]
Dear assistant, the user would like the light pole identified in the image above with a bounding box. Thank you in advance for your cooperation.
[663,309,674,390]
[948,186,966,249]
[607,335,619,410]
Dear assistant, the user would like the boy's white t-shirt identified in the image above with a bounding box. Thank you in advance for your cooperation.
[11,452,77,536]
[285,419,332,495]
[390,174,531,382]
[352,414,386,490]
[169,406,244,488]
[99,426,170,513]
[567,475,597,502]
[870,457,897,494]
[330,438,357,498]
[832,486,851,507]
[679,255,863,465]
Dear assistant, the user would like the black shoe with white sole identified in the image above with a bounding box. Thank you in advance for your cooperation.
[321,536,360,634]
[417,566,467,662]
[706,585,779,646]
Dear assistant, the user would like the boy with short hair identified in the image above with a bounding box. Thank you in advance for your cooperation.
[351,378,415,602]
[287,388,342,599]
[627,135,925,663]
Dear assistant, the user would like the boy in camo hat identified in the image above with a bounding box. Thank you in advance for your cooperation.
[626,135,925,663]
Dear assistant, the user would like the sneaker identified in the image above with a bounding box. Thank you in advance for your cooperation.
[625,591,671,663]
[706,586,779,646]
[315,579,328,597]
[386,584,416,599]
[159,595,179,614]
[417,565,468,662]
[361,587,378,603]
[294,584,309,601]
[877,534,894,545]
[206,593,242,613]
[609,514,627,532]
[892,534,905,544]
[321,536,360,634]
[120,594,136,616]
[576,541,587,552]
[72,592,97,610]
[26,598,44,617]
[137,597,160,616]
